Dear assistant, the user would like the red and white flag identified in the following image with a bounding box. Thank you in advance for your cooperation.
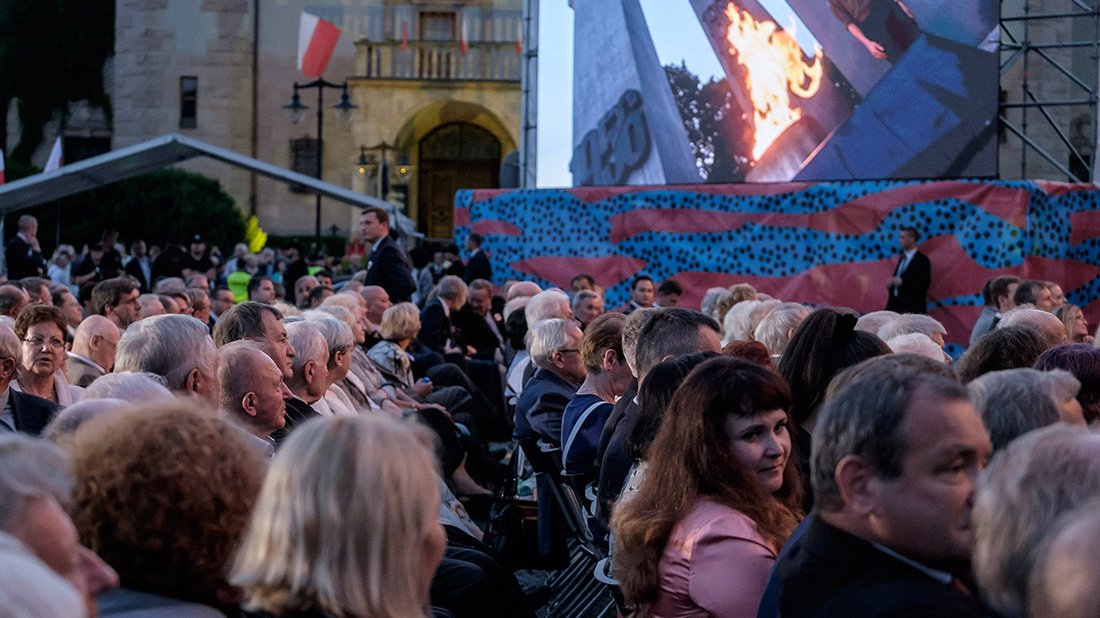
[516,22,523,55]
[401,19,409,52]
[44,138,62,172]
[297,12,340,78]
[0,148,5,185]
[459,15,468,56]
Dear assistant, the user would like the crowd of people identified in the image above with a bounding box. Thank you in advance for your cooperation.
[1,209,1099,618]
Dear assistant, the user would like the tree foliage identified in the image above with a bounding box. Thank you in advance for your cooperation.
[663,62,753,182]
[0,0,114,162]
[4,169,246,254]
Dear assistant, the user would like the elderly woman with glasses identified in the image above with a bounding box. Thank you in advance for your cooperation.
[13,305,82,406]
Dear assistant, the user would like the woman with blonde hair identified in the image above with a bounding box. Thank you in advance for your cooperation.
[613,357,802,617]
[232,414,447,617]
[1055,303,1094,344]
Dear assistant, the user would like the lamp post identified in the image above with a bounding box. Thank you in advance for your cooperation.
[283,80,358,242]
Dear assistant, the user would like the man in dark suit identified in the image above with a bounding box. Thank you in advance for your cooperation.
[885,226,931,314]
[452,279,504,362]
[4,215,47,280]
[0,325,58,434]
[418,275,468,359]
[123,240,153,293]
[361,207,416,303]
[771,356,990,618]
[463,233,492,284]
[272,321,329,445]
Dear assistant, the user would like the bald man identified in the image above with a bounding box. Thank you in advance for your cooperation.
[218,341,293,457]
[67,316,121,387]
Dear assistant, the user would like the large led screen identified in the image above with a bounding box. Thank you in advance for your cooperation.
[548,0,999,186]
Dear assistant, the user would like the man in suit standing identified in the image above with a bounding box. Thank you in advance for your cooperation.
[361,207,416,303]
[463,233,492,284]
[772,356,990,617]
[123,240,153,293]
[886,226,931,314]
[4,215,47,280]
[0,324,59,434]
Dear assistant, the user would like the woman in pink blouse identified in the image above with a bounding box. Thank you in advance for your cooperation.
[612,357,803,617]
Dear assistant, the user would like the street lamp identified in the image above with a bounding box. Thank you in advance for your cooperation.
[283,80,358,242]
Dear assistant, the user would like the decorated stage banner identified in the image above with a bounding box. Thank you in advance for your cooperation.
[454,180,1100,351]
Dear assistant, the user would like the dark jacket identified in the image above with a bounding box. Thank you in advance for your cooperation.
[775,516,985,617]
[513,368,578,444]
[464,249,492,284]
[4,389,61,435]
[4,235,46,279]
[451,305,503,361]
[885,250,931,314]
[272,397,321,445]
[366,236,416,303]
[418,300,455,355]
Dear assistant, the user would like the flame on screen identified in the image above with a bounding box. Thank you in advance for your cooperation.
[724,2,824,160]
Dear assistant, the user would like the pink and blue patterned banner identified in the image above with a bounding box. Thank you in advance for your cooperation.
[454,180,1100,349]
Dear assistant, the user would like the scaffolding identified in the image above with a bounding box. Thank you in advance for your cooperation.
[1000,0,1100,182]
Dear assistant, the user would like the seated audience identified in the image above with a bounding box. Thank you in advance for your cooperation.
[1028,504,1100,618]
[571,289,605,329]
[230,415,447,618]
[1055,303,1093,343]
[213,301,297,380]
[114,314,219,404]
[613,357,802,616]
[218,341,292,457]
[972,425,1100,617]
[999,305,1067,348]
[561,312,631,477]
[13,305,82,406]
[66,315,120,387]
[0,434,118,616]
[0,324,59,434]
[1034,343,1100,424]
[513,318,585,444]
[754,302,808,358]
[956,326,1047,383]
[877,313,947,348]
[772,356,991,617]
[69,403,264,615]
[967,368,1085,450]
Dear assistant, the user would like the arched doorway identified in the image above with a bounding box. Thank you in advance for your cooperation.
[418,123,501,239]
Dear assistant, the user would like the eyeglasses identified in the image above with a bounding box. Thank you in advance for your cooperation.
[23,336,65,350]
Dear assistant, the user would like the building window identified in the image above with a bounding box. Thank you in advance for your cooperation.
[180,76,198,129]
[289,136,319,193]
[419,11,455,41]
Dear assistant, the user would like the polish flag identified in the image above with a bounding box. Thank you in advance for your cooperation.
[401,20,409,52]
[516,22,523,55]
[0,149,5,185]
[44,138,63,172]
[459,15,468,56]
[297,12,341,78]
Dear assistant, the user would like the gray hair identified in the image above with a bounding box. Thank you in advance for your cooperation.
[877,314,947,342]
[721,300,762,345]
[0,434,72,529]
[525,289,571,329]
[436,275,468,302]
[528,318,575,369]
[634,308,721,383]
[854,310,900,335]
[0,324,21,368]
[286,321,328,374]
[82,371,173,402]
[1000,306,1067,349]
[968,368,1081,451]
[43,398,135,444]
[571,290,600,312]
[813,357,970,513]
[502,296,530,321]
[754,302,808,356]
[622,307,656,376]
[886,333,946,362]
[973,425,1100,617]
[115,315,214,391]
[699,287,730,321]
[1028,503,1100,618]
[308,316,354,359]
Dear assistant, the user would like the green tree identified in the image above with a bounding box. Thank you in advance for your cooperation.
[0,0,114,162]
[5,169,246,254]
[664,62,752,182]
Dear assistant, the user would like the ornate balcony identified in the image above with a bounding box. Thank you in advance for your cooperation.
[356,40,521,82]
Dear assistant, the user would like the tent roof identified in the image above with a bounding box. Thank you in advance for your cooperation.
[0,134,419,235]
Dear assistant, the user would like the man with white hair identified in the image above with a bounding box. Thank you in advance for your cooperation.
[886,333,950,363]
[67,315,121,387]
[218,341,292,457]
[571,290,605,330]
[506,288,574,399]
[877,313,948,348]
[513,318,586,444]
[275,321,329,443]
[755,302,808,358]
[999,305,1067,349]
[0,433,118,616]
[0,324,59,434]
[114,314,220,404]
